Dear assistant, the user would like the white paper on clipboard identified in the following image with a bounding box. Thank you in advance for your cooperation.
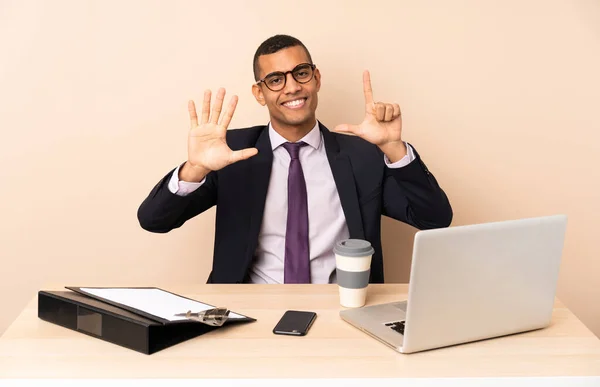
[78,287,245,322]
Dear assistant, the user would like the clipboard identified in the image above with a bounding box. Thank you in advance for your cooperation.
[65,286,256,325]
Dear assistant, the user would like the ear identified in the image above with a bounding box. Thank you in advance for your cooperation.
[252,84,266,106]
[314,68,321,92]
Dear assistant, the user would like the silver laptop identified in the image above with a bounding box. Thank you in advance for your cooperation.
[340,214,568,354]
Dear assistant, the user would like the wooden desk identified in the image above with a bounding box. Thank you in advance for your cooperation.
[0,284,599,379]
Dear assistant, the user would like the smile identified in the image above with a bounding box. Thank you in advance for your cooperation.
[282,98,307,109]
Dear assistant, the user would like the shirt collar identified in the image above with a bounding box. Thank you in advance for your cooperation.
[268,121,321,151]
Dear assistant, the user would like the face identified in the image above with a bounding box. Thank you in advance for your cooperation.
[252,46,321,131]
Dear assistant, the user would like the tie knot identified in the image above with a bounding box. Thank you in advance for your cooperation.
[282,141,307,160]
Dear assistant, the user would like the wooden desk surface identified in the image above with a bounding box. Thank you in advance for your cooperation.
[0,284,599,378]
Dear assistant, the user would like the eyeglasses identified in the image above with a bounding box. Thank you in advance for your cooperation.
[256,63,316,92]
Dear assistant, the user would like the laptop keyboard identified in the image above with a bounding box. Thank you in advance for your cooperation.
[385,321,405,335]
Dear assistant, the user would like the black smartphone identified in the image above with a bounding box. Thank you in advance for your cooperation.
[273,310,317,336]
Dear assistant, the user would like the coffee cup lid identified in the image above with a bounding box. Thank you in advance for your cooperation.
[333,239,375,257]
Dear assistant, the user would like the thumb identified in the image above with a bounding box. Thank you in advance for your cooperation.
[333,124,361,134]
[229,147,259,164]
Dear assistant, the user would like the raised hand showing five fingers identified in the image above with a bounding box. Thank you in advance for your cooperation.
[185,88,258,178]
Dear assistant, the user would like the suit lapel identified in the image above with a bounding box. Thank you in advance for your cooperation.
[244,127,273,264]
[320,123,365,239]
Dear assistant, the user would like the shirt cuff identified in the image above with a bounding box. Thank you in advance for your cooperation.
[168,164,206,196]
[384,142,416,168]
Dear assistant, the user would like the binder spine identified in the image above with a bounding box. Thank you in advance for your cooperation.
[38,291,151,354]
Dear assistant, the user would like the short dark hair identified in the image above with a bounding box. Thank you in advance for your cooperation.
[253,34,313,81]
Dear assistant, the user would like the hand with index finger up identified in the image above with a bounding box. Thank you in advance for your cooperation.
[333,71,407,162]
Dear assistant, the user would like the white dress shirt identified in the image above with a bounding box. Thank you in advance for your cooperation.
[168,122,416,283]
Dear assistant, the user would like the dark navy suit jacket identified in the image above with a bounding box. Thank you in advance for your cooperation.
[137,122,453,283]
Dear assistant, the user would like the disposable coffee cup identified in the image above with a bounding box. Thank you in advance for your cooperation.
[334,239,375,308]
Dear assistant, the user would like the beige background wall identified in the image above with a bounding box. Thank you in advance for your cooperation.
[1,0,599,337]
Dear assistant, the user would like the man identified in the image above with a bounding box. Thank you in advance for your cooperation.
[138,34,452,284]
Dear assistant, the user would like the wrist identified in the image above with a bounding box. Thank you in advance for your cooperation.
[179,161,209,182]
[379,140,407,163]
